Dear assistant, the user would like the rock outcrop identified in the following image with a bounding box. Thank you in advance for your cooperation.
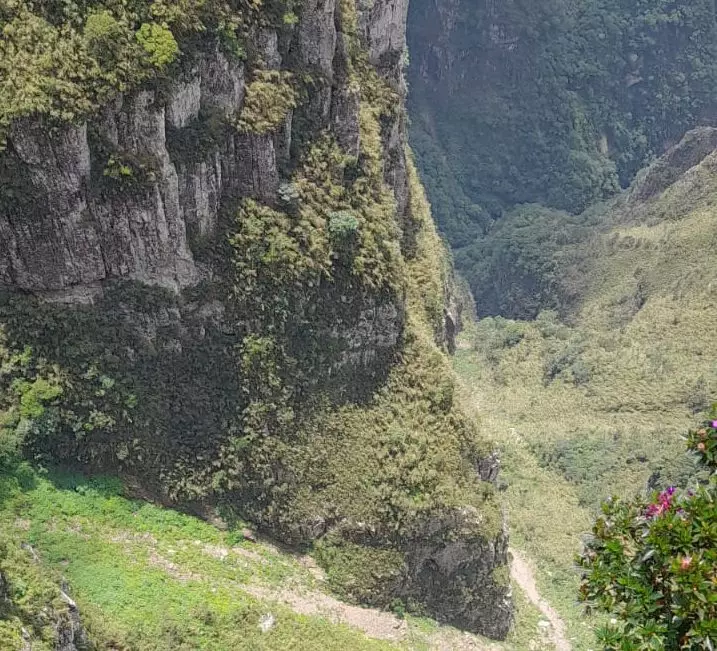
[0,0,513,640]
[406,511,512,639]
[1,48,248,298]
[0,552,90,651]
[628,127,717,203]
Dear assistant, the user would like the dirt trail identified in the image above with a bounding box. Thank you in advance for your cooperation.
[510,549,572,651]
[136,526,568,650]
[244,584,410,643]
[245,581,509,650]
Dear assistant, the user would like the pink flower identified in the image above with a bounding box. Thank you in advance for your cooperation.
[646,487,676,518]
[711,420,717,428]
[680,556,692,571]
[646,503,663,518]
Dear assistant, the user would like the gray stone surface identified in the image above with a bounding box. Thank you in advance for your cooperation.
[0,3,513,639]
[358,0,409,68]
[404,511,513,639]
[297,0,338,75]
[0,49,251,296]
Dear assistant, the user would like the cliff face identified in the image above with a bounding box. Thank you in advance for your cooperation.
[0,0,512,639]
[1,2,407,301]
[0,0,412,390]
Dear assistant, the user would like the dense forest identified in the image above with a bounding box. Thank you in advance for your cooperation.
[408,0,717,315]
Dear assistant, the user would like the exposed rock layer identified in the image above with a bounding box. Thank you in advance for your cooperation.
[0,0,512,639]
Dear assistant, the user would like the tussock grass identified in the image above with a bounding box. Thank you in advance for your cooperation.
[454,146,717,650]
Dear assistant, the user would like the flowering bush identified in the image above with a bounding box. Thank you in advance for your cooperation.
[578,411,717,650]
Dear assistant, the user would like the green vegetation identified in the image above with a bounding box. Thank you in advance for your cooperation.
[0,460,566,650]
[0,0,514,636]
[453,128,717,649]
[0,0,254,146]
[579,415,717,649]
[454,204,601,318]
[0,513,78,650]
[408,0,717,300]
[217,146,504,614]
[315,537,406,605]
[236,70,297,134]
[327,211,360,257]
[135,21,179,67]
[0,465,398,650]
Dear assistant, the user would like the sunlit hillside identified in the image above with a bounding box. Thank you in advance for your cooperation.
[455,132,717,650]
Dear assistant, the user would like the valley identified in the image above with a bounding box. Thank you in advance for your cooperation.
[1,0,717,649]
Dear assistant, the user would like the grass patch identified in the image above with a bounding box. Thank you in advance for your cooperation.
[0,465,398,650]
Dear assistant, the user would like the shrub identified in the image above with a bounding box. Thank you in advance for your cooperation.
[235,71,296,134]
[543,343,583,385]
[578,410,717,650]
[101,152,158,192]
[389,598,406,619]
[686,376,711,414]
[569,359,590,386]
[0,340,63,466]
[327,211,360,255]
[277,182,300,213]
[472,317,525,364]
[136,22,179,68]
[103,156,134,180]
[84,9,125,62]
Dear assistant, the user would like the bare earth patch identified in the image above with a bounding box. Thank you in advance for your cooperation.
[244,584,410,643]
[510,549,571,651]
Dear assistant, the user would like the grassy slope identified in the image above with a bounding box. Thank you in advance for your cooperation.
[0,466,396,651]
[0,463,560,651]
[453,148,717,650]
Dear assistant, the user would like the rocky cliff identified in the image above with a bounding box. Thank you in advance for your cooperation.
[0,0,512,639]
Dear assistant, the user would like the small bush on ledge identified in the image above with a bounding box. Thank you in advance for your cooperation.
[328,210,360,257]
[235,70,296,134]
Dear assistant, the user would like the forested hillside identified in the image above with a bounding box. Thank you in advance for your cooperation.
[408,0,717,298]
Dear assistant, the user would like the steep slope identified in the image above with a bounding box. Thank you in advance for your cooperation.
[407,0,717,249]
[0,0,512,643]
[454,128,717,650]
[0,465,510,650]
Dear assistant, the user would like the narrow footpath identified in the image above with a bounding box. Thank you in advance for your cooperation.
[510,548,572,651]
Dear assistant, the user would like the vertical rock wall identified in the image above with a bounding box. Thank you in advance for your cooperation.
[0,0,513,640]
